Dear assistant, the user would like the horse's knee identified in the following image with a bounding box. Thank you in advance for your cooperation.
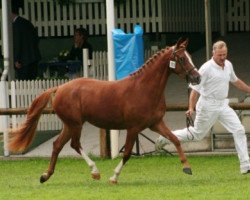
[70,141,81,154]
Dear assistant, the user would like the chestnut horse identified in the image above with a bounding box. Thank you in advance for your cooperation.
[9,38,200,184]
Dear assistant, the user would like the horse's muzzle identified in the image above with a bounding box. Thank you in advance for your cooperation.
[189,75,201,85]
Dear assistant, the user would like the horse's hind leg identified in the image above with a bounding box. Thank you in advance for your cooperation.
[70,124,100,180]
[151,120,192,175]
[40,125,71,183]
[80,149,100,180]
[109,128,139,184]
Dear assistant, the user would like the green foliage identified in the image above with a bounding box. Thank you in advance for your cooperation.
[0,155,250,200]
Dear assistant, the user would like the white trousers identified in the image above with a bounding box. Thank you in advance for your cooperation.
[173,97,249,164]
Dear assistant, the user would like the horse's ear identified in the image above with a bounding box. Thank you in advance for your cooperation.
[183,38,189,47]
[176,37,189,48]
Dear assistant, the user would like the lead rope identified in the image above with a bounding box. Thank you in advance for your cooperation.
[185,75,195,140]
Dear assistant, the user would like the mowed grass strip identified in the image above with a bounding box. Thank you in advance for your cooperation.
[0,155,250,200]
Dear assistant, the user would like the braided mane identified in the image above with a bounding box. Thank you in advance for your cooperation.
[129,47,171,78]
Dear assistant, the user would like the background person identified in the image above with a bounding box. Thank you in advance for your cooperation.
[66,27,93,77]
[69,27,93,61]
[12,5,41,80]
[155,40,250,174]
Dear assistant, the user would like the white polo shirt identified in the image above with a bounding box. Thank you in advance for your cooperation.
[190,58,238,100]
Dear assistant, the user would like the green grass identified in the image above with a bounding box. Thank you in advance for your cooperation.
[0,155,250,200]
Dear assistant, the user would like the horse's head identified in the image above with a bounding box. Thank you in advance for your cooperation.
[169,38,201,85]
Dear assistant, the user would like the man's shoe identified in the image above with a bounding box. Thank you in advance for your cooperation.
[240,164,250,174]
[155,136,168,151]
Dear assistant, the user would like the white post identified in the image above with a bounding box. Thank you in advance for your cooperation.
[1,0,14,80]
[1,0,13,156]
[106,0,116,81]
[205,0,212,60]
[106,0,119,159]
[0,81,9,156]
[82,48,89,77]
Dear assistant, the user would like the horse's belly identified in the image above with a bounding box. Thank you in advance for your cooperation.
[87,118,128,130]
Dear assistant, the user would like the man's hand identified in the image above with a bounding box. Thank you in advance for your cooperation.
[186,109,194,117]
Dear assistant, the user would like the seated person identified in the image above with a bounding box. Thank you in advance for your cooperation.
[69,27,93,62]
[40,28,93,78]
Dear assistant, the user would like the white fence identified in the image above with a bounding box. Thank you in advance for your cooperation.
[227,0,250,31]
[91,51,108,80]
[18,0,163,37]
[162,0,220,32]
[10,79,68,131]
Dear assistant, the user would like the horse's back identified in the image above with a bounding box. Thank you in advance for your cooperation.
[52,78,127,127]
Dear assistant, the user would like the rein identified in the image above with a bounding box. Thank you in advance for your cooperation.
[185,75,195,140]
[177,56,196,74]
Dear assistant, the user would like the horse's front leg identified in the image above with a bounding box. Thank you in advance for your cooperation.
[40,126,71,183]
[151,120,192,175]
[69,123,100,180]
[109,129,139,184]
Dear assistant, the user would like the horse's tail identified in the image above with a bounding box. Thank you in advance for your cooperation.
[8,87,58,153]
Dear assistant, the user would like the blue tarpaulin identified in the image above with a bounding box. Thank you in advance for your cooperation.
[112,25,144,80]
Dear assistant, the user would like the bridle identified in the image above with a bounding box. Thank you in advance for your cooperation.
[170,46,196,76]
[185,82,195,141]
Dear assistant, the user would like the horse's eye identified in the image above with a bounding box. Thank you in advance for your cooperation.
[179,57,185,63]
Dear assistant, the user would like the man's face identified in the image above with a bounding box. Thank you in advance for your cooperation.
[213,47,228,67]
[74,32,84,44]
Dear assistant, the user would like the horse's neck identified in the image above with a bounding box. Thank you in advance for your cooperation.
[136,50,171,96]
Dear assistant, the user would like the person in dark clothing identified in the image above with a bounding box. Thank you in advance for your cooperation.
[69,27,93,61]
[12,8,41,80]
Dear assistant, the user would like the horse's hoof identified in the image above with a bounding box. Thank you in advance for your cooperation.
[40,175,47,183]
[40,172,50,183]
[183,168,192,175]
[92,173,101,180]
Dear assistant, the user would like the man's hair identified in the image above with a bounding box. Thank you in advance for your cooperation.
[75,27,89,39]
[213,41,227,53]
[11,0,24,15]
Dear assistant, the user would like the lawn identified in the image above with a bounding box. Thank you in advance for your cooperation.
[0,155,250,200]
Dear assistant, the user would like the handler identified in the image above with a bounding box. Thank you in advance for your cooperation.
[155,40,250,174]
